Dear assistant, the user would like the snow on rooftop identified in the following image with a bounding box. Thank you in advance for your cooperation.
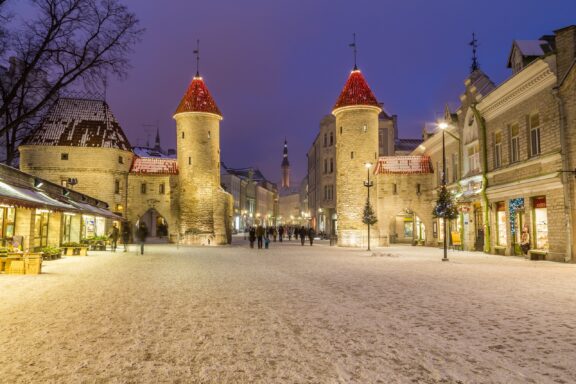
[375,155,433,174]
[130,157,178,175]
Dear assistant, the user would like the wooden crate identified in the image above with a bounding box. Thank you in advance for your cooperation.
[25,257,42,275]
[7,260,25,274]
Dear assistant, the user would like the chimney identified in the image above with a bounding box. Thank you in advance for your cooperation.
[554,25,576,82]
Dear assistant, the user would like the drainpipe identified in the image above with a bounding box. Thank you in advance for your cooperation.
[471,104,491,253]
[552,88,573,262]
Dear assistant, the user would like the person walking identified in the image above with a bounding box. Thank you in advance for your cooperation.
[299,226,306,246]
[288,227,293,241]
[256,225,265,249]
[137,222,148,255]
[122,223,130,252]
[249,226,256,248]
[278,226,284,242]
[308,227,315,246]
[108,223,120,252]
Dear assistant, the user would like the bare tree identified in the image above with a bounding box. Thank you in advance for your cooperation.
[0,0,143,165]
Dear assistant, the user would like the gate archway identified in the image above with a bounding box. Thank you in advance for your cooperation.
[136,208,169,241]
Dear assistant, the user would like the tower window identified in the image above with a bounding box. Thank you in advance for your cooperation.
[140,183,147,194]
[182,132,185,139]
[61,153,68,160]
[416,184,421,195]
[340,126,343,135]
[159,183,165,194]
[393,183,397,195]
[188,157,192,165]
[324,134,327,147]
[114,179,120,194]
[208,131,211,139]
[351,151,354,159]
[118,156,124,164]
[330,132,334,146]
[363,125,367,133]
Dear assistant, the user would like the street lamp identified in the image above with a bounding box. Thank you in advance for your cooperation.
[364,162,374,251]
[438,122,449,262]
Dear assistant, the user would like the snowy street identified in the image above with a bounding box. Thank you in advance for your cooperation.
[1,239,576,383]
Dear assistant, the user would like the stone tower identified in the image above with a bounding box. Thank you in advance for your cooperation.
[332,68,382,247]
[173,72,224,245]
[281,139,290,189]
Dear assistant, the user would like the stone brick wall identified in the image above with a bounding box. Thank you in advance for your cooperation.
[334,106,380,247]
[19,145,133,215]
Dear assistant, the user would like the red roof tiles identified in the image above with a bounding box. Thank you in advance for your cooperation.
[130,157,178,175]
[174,76,222,116]
[333,69,380,111]
[374,156,433,175]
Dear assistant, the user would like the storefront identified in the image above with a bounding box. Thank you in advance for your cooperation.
[532,196,548,250]
[495,202,507,247]
[509,198,525,255]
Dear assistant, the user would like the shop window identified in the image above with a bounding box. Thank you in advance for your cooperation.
[529,113,541,157]
[61,153,69,160]
[510,124,520,163]
[533,196,548,249]
[33,210,50,248]
[496,202,507,246]
[494,131,502,169]
[61,213,73,244]
[141,183,147,194]
[0,207,16,239]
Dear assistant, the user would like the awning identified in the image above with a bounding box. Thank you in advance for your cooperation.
[68,200,125,221]
[0,181,80,212]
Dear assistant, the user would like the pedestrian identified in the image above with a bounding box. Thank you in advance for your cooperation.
[256,225,265,249]
[249,226,256,248]
[288,227,293,241]
[299,226,306,246]
[272,227,278,242]
[520,225,530,256]
[121,223,130,252]
[264,234,270,249]
[278,226,284,242]
[137,222,148,255]
[308,227,315,246]
[108,223,120,252]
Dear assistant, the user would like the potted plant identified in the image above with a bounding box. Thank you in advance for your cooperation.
[61,241,88,256]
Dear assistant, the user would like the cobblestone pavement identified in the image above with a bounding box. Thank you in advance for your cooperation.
[1,239,575,383]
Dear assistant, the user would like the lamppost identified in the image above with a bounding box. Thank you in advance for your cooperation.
[364,162,373,251]
[438,122,449,262]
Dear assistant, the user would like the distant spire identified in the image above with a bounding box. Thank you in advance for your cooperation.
[193,39,200,77]
[349,33,358,70]
[154,124,161,150]
[470,32,479,73]
[281,138,290,189]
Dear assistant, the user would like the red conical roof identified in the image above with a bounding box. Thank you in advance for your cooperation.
[175,75,222,116]
[333,69,380,111]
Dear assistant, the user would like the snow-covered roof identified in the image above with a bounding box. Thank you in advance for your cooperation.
[130,157,178,175]
[174,75,222,117]
[132,146,175,159]
[333,69,380,111]
[374,156,433,175]
[23,98,131,150]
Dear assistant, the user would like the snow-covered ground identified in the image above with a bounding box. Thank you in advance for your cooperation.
[1,239,576,383]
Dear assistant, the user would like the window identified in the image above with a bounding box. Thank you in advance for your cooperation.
[393,183,397,195]
[188,157,192,165]
[510,124,520,163]
[529,113,541,157]
[33,210,49,248]
[416,184,421,195]
[61,179,68,187]
[61,153,69,160]
[140,183,147,194]
[340,126,342,135]
[114,179,120,194]
[467,144,480,173]
[61,214,72,244]
[329,132,334,146]
[159,183,165,194]
[533,196,548,250]
[208,131,211,139]
[0,207,16,239]
[351,151,354,159]
[323,159,327,174]
[182,131,185,139]
[118,156,124,164]
[494,131,502,168]
[329,158,333,173]
[116,204,124,212]
[451,153,458,183]
[496,202,507,246]
[323,134,327,147]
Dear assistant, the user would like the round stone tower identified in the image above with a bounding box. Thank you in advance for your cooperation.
[332,68,382,247]
[173,72,223,245]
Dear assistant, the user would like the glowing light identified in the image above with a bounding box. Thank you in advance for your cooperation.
[438,122,448,130]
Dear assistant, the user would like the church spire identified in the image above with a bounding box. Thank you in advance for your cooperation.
[154,125,161,151]
[470,32,480,73]
[281,138,290,189]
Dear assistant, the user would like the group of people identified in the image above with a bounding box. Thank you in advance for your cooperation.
[108,222,149,254]
[246,225,316,248]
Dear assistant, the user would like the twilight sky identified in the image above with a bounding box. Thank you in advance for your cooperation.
[13,1,576,184]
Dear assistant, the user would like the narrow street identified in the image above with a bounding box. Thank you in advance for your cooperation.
[1,239,575,383]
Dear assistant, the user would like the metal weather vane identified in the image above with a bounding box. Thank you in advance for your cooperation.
[194,39,200,77]
[470,32,479,73]
[349,33,358,70]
